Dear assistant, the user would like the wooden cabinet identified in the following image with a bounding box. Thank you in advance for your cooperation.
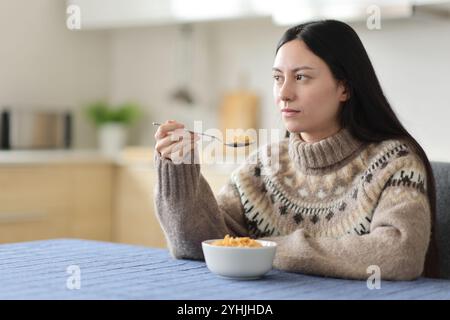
[113,164,233,248]
[0,164,113,244]
[0,151,235,248]
[113,166,163,247]
[69,165,113,241]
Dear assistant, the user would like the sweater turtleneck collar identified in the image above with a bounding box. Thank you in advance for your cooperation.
[288,127,364,172]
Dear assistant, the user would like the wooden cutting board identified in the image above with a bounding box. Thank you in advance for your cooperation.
[219,90,259,141]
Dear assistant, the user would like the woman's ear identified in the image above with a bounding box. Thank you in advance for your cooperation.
[338,80,350,102]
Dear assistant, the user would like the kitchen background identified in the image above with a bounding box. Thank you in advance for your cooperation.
[0,0,449,246]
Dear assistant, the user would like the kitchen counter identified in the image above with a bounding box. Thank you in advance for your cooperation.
[1,238,450,300]
[0,147,242,172]
[116,146,243,171]
[0,150,113,165]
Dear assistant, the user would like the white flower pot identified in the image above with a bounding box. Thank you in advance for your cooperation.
[98,123,127,157]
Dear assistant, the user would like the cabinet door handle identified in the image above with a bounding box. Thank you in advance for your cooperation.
[0,212,49,224]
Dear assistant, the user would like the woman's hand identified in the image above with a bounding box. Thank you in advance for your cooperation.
[154,120,199,163]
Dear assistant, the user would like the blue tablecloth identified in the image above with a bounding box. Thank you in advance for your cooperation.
[1,239,449,300]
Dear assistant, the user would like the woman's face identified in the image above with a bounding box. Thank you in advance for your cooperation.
[273,39,349,142]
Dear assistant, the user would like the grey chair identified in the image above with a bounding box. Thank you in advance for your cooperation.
[431,161,450,279]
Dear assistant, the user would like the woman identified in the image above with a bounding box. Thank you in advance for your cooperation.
[154,20,439,280]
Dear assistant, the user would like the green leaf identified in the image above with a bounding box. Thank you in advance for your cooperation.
[85,101,142,127]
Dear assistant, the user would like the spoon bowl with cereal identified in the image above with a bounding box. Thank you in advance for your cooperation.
[152,122,255,148]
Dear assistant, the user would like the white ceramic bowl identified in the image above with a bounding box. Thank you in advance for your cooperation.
[202,239,277,279]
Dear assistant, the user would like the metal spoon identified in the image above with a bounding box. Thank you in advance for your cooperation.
[152,122,254,148]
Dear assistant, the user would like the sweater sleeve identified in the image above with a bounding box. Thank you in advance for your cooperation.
[262,166,431,281]
[154,153,248,260]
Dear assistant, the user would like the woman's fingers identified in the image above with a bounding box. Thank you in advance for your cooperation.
[154,120,185,157]
[160,140,188,160]
[154,120,185,140]
[154,119,202,161]
[157,129,186,157]
[159,131,200,161]
[155,132,182,154]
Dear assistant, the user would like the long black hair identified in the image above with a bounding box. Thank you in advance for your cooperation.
[277,20,439,278]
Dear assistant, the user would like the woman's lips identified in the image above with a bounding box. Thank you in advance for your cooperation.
[281,108,301,118]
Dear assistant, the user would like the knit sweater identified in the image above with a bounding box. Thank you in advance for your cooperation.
[154,128,431,280]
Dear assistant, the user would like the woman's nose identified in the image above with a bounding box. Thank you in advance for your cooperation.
[280,94,293,103]
[279,82,295,102]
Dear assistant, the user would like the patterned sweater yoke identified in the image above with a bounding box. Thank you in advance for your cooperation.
[154,127,432,280]
[232,128,428,241]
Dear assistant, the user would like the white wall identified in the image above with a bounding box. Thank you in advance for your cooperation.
[353,18,450,161]
[109,23,217,145]
[0,0,110,148]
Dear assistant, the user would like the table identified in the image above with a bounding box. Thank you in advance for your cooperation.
[1,239,449,300]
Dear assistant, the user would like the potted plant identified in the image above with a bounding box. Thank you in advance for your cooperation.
[85,101,141,156]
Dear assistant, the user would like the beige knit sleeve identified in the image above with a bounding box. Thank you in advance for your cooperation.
[263,160,431,281]
[154,153,248,260]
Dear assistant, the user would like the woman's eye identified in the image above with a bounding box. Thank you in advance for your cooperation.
[296,74,308,81]
[273,75,282,81]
